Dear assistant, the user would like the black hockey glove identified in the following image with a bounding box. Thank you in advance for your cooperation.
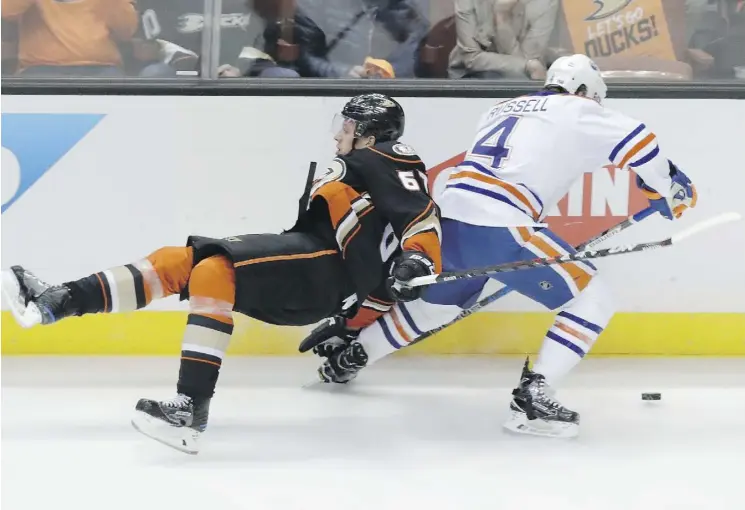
[386,251,436,302]
[298,315,360,356]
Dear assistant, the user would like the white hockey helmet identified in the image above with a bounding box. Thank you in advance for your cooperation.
[545,54,608,105]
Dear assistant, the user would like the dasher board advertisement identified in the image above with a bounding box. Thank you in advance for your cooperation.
[2,95,744,355]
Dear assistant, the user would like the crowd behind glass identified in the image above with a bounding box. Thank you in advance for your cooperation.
[2,0,744,82]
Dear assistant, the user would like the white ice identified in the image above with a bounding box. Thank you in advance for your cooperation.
[2,356,744,510]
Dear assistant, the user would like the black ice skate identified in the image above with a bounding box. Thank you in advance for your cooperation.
[318,340,369,384]
[503,358,579,438]
[131,393,211,455]
[1,266,78,328]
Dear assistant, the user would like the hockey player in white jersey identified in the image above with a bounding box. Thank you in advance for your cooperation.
[303,54,698,438]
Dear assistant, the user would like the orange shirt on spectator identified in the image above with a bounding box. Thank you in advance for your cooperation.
[2,0,138,71]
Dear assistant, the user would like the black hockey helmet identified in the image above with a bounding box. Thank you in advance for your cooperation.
[337,93,405,143]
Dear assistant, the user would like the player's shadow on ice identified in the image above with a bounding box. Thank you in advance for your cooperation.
[143,390,517,467]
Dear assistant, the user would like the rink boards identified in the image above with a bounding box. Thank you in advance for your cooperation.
[2,310,744,355]
[2,95,744,355]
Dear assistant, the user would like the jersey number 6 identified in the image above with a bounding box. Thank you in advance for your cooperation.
[468,115,519,171]
[397,170,426,191]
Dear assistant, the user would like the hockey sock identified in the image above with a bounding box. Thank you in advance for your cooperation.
[533,275,615,386]
[64,247,194,315]
[176,255,235,400]
[356,300,464,364]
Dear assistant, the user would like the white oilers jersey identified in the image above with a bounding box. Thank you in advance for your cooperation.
[440,92,673,227]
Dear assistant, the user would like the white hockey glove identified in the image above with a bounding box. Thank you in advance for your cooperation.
[637,161,698,220]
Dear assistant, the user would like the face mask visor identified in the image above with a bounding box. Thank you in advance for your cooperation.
[331,113,362,137]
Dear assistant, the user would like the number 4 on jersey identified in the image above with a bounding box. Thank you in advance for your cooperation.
[468,115,519,170]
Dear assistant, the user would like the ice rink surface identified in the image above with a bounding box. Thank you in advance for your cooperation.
[3,356,745,510]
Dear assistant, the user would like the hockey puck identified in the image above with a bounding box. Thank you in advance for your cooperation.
[641,392,662,400]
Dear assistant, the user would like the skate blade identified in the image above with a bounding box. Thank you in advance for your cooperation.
[131,410,200,455]
[1,270,42,328]
[503,409,579,439]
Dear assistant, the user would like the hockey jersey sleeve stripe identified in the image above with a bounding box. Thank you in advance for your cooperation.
[400,202,443,272]
[361,298,392,312]
[402,201,436,236]
[338,206,375,250]
[449,170,541,219]
[402,210,442,245]
[347,304,387,329]
[610,123,646,161]
[618,132,657,168]
[628,145,660,168]
[367,295,395,307]
[341,225,362,255]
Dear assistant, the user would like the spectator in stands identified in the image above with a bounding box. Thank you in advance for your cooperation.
[687,0,745,79]
[293,0,429,78]
[448,0,558,80]
[217,0,300,78]
[129,0,298,78]
[2,0,137,77]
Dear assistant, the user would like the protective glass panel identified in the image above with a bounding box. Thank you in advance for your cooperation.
[1,0,207,78]
[2,0,743,84]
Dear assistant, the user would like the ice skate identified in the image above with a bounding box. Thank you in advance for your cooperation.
[318,340,369,384]
[503,358,579,438]
[1,265,78,328]
[131,394,210,455]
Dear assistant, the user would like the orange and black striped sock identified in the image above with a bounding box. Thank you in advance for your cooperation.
[176,255,236,399]
[65,247,194,315]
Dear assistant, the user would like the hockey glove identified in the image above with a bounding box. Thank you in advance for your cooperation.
[386,251,436,302]
[298,315,360,356]
[636,161,698,220]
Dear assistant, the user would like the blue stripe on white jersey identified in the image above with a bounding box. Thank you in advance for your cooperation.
[445,163,544,220]
[609,122,660,170]
[459,160,497,177]
[610,123,645,161]
[629,145,660,168]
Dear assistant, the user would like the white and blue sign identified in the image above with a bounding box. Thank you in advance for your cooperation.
[2,114,104,213]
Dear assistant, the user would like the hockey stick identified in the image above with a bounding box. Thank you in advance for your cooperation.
[299,207,656,355]
[297,161,317,217]
[407,206,658,345]
[400,212,742,289]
